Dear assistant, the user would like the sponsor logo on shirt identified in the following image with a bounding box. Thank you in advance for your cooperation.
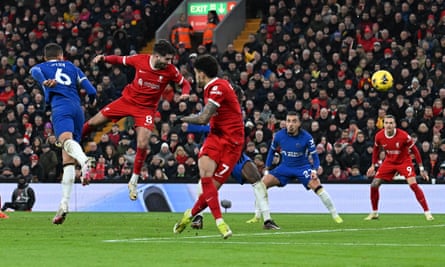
[138,78,160,89]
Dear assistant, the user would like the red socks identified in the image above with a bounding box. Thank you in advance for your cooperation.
[409,183,430,211]
[370,186,379,211]
[82,122,93,140]
[193,177,222,220]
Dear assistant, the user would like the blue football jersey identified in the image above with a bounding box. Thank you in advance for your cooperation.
[266,128,318,168]
[30,60,96,105]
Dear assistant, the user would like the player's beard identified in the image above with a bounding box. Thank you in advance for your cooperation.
[154,60,167,69]
[287,125,297,135]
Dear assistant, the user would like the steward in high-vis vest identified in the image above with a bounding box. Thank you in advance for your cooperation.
[171,13,194,50]
[202,10,220,51]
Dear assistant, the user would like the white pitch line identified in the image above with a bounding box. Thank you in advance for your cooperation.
[103,224,445,244]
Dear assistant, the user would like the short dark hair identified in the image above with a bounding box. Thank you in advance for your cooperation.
[153,39,176,56]
[287,111,301,120]
[44,43,63,59]
[194,54,219,78]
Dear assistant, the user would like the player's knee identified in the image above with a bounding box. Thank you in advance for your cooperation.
[313,185,323,194]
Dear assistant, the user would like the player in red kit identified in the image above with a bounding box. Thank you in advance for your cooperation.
[82,40,191,200]
[173,55,244,239]
[366,115,434,221]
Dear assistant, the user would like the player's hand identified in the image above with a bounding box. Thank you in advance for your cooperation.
[93,54,105,64]
[366,166,376,177]
[310,170,318,180]
[43,79,57,87]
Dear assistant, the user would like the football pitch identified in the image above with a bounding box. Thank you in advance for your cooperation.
[1,212,443,267]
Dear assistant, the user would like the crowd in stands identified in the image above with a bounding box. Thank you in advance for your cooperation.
[2,0,445,184]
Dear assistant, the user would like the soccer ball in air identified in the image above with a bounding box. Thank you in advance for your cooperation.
[371,70,393,92]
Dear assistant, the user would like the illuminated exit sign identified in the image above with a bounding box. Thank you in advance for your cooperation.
[187,1,237,31]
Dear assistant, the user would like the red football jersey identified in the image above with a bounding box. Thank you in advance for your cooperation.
[373,128,414,164]
[203,78,244,145]
[110,54,184,108]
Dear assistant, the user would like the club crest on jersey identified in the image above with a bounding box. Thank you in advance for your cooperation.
[158,76,163,83]
[210,86,222,95]
[396,142,399,148]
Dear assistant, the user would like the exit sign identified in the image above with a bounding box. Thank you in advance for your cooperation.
[187,1,237,31]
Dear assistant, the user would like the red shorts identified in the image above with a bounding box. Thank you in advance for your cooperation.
[101,97,156,130]
[199,133,244,184]
[375,159,416,180]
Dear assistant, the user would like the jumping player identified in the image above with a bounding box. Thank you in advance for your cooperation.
[30,43,97,224]
[83,40,191,201]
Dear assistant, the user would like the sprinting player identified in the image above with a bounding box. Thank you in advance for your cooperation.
[184,123,266,230]
[30,43,96,224]
[173,55,244,239]
[83,40,191,200]
[365,115,433,221]
[255,111,343,229]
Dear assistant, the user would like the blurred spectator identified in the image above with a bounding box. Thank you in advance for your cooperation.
[173,145,188,165]
[29,154,44,183]
[107,123,122,147]
[327,165,349,181]
[9,155,23,176]
[152,168,168,180]
[0,166,15,181]
[348,165,366,181]
[148,154,165,177]
[40,143,59,182]
[1,175,35,211]
[164,156,178,179]
[184,157,198,180]
[175,163,187,179]
[436,162,445,183]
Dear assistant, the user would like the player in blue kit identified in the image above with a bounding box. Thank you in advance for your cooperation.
[255,111,343,228]
[30,43,97,224]
[184,123,267,229]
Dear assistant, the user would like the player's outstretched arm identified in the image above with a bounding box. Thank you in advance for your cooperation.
[181,102,217,125]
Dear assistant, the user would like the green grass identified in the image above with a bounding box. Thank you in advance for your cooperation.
[1,212,444,267]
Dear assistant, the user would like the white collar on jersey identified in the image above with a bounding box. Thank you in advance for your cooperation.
[384,128,397,139]
[203,77,218,91]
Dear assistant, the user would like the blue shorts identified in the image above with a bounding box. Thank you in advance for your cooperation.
[51,99,84,143]
[230,153,251,184]
[269,164,313,189]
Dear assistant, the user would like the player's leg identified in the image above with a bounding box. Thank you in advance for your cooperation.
[307,176,343,223]
[82,111,110,140]
[128,109,156,200]
[241,160,263,223]
[259,173,281,229]
[128,126,151,200]
[406,176,434,220]
[365,178,383,220]
[53,149,76,225]
[174,157,221,235]
[60,131,91,186]
[191,180,204,229]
